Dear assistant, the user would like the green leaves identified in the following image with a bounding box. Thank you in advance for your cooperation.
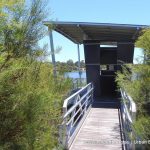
[116,28,150,140]
[136,29,150,51]
[134,116,150,140]
[0,0,71,149]
[0,58,71,149]
[136,28,150,64]
[0,0,47,63]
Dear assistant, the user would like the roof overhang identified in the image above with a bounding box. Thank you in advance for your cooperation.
[43,21,148,44]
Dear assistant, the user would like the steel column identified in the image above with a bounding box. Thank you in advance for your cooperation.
[48,27,57,77]
[77,44,82,85]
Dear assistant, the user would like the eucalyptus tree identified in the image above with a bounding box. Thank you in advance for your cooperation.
[0,0,71,149]
[116,28,150,145]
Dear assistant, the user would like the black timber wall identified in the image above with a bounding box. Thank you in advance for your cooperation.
[84,42,134,98]
[84,44,100,97]
[117,43,134,63]
[100,47,117,97]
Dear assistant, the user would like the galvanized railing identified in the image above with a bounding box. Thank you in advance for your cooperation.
[59,83,94,149]
[71,78,86,90]
[120,88,137,150]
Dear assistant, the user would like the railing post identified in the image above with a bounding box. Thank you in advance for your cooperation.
[60,83,94,149]
[68,95,79,138]
[91,83,94,103]
[84,85,89,112]
[120,88,137,150]
[62,107,68,149]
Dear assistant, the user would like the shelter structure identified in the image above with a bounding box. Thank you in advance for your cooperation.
[44,21,146,98]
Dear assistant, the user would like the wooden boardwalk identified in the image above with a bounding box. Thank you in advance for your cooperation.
[69,101,123,150]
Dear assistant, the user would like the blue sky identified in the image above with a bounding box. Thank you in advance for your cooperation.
[40,0,150,63]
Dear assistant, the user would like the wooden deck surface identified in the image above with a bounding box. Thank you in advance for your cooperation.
[69,102,122,150]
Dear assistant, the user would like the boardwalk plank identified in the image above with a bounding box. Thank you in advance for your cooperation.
[69,106,122,150]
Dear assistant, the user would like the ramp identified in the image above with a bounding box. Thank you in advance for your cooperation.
[60,83,136,150]
[70,102,122,150]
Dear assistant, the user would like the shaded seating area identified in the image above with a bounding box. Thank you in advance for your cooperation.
[44,21,145,150]
[44,21,146,99]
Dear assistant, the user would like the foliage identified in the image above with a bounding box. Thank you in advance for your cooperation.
[134,115,150,140]
[56,60,85,74]
[116,28,150,141]
[0,0,24,16]
[0,0,71,149]
[0,58,71,149]
[136,28,150,60]
[0,0,47,67]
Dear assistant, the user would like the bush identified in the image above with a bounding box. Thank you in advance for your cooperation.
[116,28,150,142]
[0,1,72,149]
[0,57,71,149]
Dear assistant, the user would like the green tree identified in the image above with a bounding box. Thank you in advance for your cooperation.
[0,0,23,15]
[66,59,74,66]
[0,0,46,64]
[80,60,85,68]
[75,60,85,69]
[116,28,150,145]
[0,0,71,149]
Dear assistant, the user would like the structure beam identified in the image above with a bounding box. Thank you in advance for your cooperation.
[77,44,82,85]
[132,27,140,40]
[77,44,81,70]
[48,27,57,77]
[56,28,79,44]
[77,24,92,40]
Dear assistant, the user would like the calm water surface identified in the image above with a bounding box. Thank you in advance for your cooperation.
[65,71,86,79]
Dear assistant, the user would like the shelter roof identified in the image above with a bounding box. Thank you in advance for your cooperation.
[43,21,147,44]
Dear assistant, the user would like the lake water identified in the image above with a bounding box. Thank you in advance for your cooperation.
[65,71,86,79]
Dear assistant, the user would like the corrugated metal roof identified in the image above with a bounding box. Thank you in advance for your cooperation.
[43,21,147,44]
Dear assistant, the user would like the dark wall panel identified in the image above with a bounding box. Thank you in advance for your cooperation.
[117,43,134,63]
[84,43,134,98]
[84,44,100,64]
[84,44,100,97]
[100,76,117,97]
[86,65,100,97]
[100,47,117,64]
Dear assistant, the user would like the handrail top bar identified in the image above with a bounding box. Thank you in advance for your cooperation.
[63,83,92,108]
[128,95,136,113]
[123,102,133,123]
[63,88,93,119]
[120,88,136,123]
[121,88,136,113]
[66,95,91,125]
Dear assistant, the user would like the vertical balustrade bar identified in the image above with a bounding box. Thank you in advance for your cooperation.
[60,83,94,149]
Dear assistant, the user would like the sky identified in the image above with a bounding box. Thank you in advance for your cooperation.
[40,0,150,63]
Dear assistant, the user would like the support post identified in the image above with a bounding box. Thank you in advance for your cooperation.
[84,44,100,97]
[77,44,81,70]
[77,44,82,86]
[48,27,57,77]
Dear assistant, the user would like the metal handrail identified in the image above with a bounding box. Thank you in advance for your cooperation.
[121,89,136,122]
[120,88,137,150]
[71,78,86,90]
[59,83,94,149]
